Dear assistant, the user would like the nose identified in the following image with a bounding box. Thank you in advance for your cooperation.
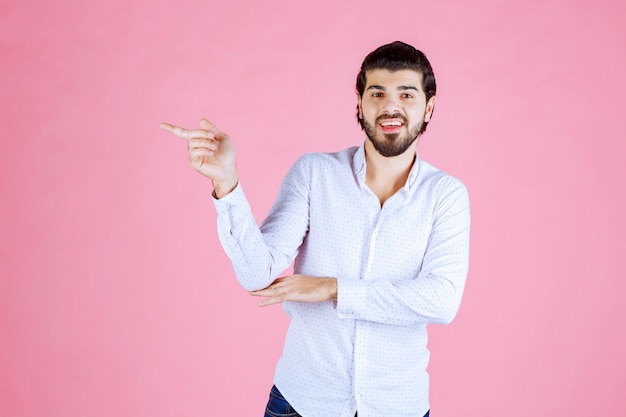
[380,95,401,114]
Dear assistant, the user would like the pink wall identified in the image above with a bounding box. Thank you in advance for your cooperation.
[2,0,625,415]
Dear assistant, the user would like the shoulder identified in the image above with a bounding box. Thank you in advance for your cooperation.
[416,159,469,200]
[290,146,358,174]
[280,147,358,191]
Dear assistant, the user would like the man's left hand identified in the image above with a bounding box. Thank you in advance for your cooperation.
[250,275,337,307]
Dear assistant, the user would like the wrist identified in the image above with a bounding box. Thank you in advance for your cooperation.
[213,176,238,199]
[326,277,338,302]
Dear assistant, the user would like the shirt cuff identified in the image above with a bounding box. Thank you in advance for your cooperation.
[336,279,367,319]
[212,180,248,212]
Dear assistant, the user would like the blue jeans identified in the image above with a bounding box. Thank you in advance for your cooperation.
[264,385,300,417]
[264,385,430,417]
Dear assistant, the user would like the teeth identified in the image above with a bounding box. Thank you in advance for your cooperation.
[381,121,402,127]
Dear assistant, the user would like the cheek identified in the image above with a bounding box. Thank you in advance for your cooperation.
[361,105,377,120]
[407,106,426,121]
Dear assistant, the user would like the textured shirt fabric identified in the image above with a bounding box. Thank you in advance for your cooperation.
[212,144,470,417]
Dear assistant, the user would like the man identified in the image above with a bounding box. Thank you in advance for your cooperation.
[161,41,470,417]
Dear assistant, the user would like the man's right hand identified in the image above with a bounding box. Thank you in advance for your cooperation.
[160,118,239,198]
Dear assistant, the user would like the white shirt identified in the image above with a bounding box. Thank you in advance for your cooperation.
[212,144,470,417]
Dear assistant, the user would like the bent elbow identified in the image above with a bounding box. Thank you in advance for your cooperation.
[436,306,459,325]
[234,265,274,292]
[239,279,270,292]
[426,282,464,325]
[235,273,268,292]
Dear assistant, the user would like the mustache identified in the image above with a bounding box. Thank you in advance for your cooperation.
[375,113,407,124]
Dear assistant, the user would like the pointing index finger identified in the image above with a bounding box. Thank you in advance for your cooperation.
[160,122,190,140]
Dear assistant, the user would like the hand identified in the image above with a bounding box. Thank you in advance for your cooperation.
[250,274,338,307]
[160,118,238,198]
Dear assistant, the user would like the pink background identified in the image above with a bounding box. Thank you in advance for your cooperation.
[2,0,625,416]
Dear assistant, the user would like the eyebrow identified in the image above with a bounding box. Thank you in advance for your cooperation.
[366,84,420,92]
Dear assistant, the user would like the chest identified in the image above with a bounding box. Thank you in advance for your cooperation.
[305,180,435,278]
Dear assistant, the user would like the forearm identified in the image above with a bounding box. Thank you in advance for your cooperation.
[250,275,337,306]
[213,184,288,290]
[336,269,466,325]
[213,168,311,291]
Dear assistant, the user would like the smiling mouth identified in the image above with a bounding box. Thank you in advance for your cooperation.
[379,119,404,133]
[380,120,402,127]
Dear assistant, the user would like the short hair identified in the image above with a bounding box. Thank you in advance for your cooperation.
[356,41,437,134]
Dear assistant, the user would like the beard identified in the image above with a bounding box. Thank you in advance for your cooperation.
[363,113,423,157]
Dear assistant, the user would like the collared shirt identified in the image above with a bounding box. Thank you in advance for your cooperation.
[212,144,470,417]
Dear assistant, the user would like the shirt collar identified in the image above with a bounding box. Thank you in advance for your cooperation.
[352,142,421,190]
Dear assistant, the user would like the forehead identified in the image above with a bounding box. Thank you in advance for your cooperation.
[364,69,424,89]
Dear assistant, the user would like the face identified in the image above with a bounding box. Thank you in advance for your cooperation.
[358,69,435,157]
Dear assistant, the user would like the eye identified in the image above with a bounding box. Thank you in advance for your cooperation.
[371,92,383,98]
[401,93,414,99]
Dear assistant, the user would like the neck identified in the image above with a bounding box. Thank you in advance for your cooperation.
[363,139,417,206]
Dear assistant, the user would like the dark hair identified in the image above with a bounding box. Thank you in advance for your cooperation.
[356,41,437,134]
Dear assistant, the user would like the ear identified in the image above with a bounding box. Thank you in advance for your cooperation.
[357,93,363,119]
[424,96,436,122]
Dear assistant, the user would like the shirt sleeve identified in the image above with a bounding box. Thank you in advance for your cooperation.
[212,157,311,291]
[336,179,470,325]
